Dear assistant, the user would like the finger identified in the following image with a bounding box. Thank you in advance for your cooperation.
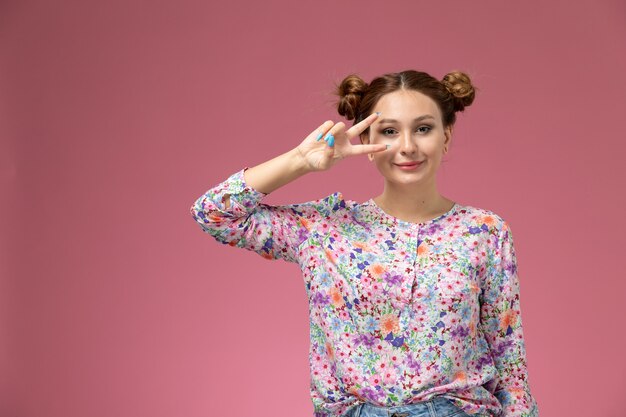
[324,132,336,159]
[322,121,346,144]
[314,120,335,141]
[345,112,380,139]
[346,143,388,157]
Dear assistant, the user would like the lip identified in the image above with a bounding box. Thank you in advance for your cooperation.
[394,161,423,170]
[394,161,423,166]
[394,161,423,171]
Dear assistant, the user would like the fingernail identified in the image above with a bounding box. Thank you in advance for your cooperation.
[375,112,382,116]
[316,132,323,141]
[386,144,390,149]
[328,136,335,147]
[323,133,331,142]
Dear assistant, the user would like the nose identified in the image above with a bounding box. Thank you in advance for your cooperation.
[398,130,417,155]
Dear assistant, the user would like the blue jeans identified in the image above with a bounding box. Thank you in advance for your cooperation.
[342,396,470,417]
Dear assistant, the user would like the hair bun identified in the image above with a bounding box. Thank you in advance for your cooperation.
[334,74,368,121]
[441,71,476,112]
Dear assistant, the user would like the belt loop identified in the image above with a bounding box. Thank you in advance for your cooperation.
[354,402,363,417]
[425,399,437,417]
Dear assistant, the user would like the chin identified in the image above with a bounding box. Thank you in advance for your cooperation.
[386,176,426,184]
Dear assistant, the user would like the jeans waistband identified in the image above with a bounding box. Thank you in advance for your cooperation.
[347,395,464,417]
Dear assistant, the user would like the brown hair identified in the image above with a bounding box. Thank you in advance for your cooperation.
[333,69,477,141]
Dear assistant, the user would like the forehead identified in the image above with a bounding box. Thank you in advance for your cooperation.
[373,89,441,121]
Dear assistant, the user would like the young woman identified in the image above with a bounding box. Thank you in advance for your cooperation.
[190,70,539,417]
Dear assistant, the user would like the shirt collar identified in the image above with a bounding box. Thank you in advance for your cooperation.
[358,199,461,228]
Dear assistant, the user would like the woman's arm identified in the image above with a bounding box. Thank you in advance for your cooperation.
[480,221,540,417]
[219,147,311,212]
[241,147,311,196]
[190,116,385,263]
[189,162,332,263]
[236,114,386,199]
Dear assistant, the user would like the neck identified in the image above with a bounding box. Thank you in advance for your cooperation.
[374,179,452,223]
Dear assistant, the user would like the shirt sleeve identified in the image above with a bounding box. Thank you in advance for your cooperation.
[190,166,339,264]
[480,221,540,417]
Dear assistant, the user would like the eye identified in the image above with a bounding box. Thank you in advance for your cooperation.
[380,125,433,136]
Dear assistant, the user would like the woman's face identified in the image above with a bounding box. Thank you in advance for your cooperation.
[361,89,452,188]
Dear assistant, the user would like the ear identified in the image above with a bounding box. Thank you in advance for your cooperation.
[444,125,453,147]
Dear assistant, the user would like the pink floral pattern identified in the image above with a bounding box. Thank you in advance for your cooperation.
[190,167,539,417]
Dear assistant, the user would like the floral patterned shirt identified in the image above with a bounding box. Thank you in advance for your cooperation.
[190,167,539,417]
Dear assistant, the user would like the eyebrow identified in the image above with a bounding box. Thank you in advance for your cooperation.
[378,115,436,123]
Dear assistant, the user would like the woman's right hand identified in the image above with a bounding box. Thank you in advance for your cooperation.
[295,113,388,172]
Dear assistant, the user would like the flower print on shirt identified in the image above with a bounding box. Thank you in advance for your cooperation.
[191,167,539,417]
[190,167,344,264]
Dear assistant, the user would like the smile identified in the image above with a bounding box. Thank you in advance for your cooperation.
[394,161,424,170]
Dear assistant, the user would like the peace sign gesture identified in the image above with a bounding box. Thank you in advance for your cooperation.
[295,113,388,172]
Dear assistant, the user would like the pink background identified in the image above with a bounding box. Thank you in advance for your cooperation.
[2,1,625,416]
